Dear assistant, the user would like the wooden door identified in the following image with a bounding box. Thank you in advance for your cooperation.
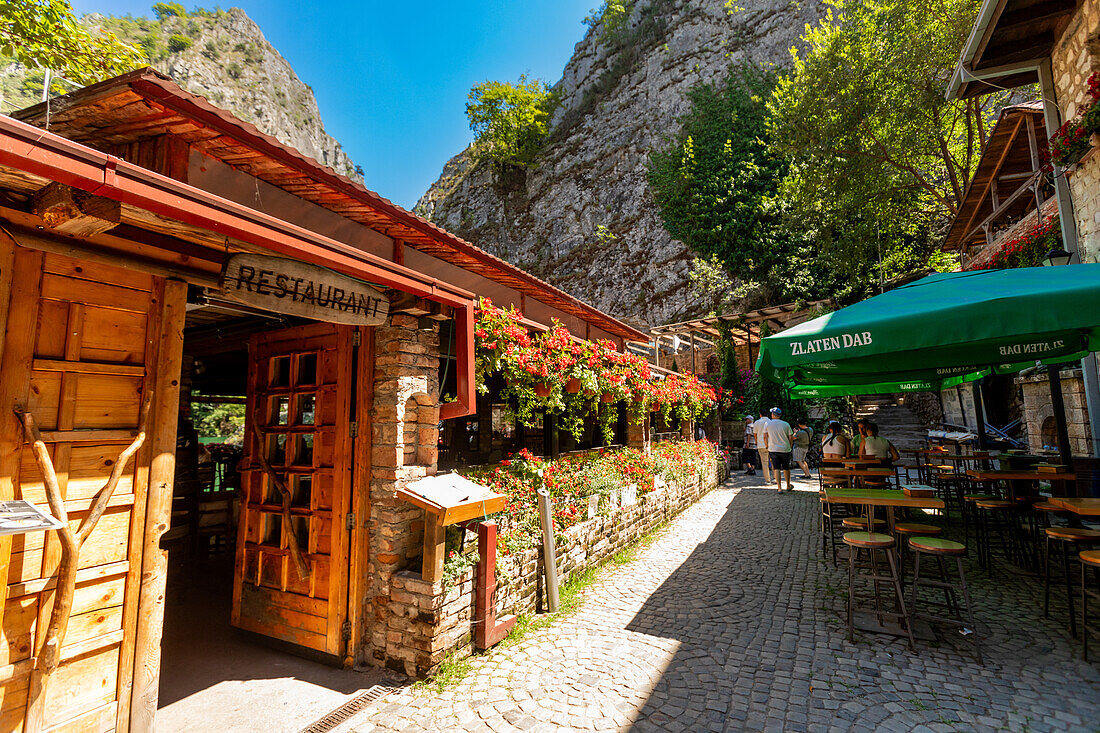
[231,323,355,657]
[0,247,179,733]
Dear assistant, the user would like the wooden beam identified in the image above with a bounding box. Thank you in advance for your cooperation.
[130,279,187,733]
[422,514,445,584]
[30,182,121,238]
[964,171,1042,245]
[5,221,220,288]
[959,116,1024,239]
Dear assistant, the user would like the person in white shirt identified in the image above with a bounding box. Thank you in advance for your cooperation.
[751,410,772,483]
[763,407,795,492]
[859,421,900,466]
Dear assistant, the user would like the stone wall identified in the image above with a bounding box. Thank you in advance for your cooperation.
[365,314,443,672]
[1018,368,1094,455]
[383,452,724,677]
[1052,0,1100,263]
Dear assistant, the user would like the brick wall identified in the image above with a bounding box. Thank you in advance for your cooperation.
[1018,368,1094,455]
[1052,1,1100,263]
[365,314,443,672]
[385,454,725,677]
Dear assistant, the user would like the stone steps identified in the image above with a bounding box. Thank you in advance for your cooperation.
[854,396,929,452]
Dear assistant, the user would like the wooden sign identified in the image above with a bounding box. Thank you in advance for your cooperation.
[220,253,389,325]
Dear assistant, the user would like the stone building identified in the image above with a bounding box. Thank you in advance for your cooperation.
[949,0,1100,457]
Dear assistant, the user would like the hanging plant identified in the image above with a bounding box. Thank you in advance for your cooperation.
[1049,72,1100,167]
[474,300,717,435]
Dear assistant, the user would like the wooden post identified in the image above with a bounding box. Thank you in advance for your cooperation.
[972,380,988,451]
[474,521,516,649]
[422,514,445,584]
[130,278,187,733]
[1048,365,1074,473]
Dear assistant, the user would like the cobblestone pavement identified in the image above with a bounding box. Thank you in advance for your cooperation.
[346,474,1100,732]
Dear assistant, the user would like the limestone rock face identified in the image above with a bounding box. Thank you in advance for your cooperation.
[417,0,824,328]
[0,8,359,181]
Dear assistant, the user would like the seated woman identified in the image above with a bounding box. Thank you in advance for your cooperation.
[820,421,851,464]
[859,421,900,466]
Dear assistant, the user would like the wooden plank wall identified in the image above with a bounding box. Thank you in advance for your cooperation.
[0,244,170,733]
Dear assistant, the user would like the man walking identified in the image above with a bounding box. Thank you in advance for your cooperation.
[752,409,772,483]
[763,407,795,492]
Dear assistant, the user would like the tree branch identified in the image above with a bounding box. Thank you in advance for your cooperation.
[250,420,311,581]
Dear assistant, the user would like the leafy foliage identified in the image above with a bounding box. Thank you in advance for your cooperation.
[167,33,192,53]
[0,0,145,85]
[767,0,1005,268]
[151,2,187,20]
[648,63,852,303]
[466,76,558,167]
[191,401,245,443]
[583,1,634,43]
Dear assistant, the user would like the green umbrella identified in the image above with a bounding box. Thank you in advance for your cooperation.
[756,264,1100,397]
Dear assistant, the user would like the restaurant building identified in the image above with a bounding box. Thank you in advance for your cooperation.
[0,68,648,732]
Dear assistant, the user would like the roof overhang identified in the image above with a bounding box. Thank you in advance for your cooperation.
[947,0,1079,99]
[942,103,1049,251]
[649,300,833,340]
[13,68,646,343]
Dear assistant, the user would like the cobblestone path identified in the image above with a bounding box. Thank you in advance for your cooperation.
[347,475,1100,732]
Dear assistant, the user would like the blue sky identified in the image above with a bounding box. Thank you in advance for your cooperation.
[71,0,595,208]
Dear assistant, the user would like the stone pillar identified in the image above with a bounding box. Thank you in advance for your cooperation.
[367,314,442,674]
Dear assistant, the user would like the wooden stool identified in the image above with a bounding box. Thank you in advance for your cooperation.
[820,493,848,568]
[1044,527,1100,638]
[974,499,1026,570]
[842,517,886,530]
[894,523,944,581]
[906,536,982,664]
[843,532,914,650]
[962,492,997,544]
[1079,550,1100,662]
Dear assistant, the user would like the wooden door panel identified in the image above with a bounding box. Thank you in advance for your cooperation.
[0,248,165,733]
[232,323,353,658]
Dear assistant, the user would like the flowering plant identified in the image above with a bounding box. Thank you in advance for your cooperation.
[968,214,1061,270]
[461,440,721,554]
[474,301,718,439]
[661,372,719,423]
[1049,72,1100,167]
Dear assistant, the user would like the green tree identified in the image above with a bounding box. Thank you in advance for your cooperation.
[0,0,145,85]
[151,2,187,20]
[768,0,1005,227]
[167,33,192,53]
[466,75,557,167]
[191,402,245,443]
[648,63,857,304]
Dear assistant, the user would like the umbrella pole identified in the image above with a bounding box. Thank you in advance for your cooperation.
[972,381,988,452]
[1047,365,1074,472]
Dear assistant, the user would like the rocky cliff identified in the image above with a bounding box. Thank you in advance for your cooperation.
[417,0,824,328]
[0,7,359,181]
